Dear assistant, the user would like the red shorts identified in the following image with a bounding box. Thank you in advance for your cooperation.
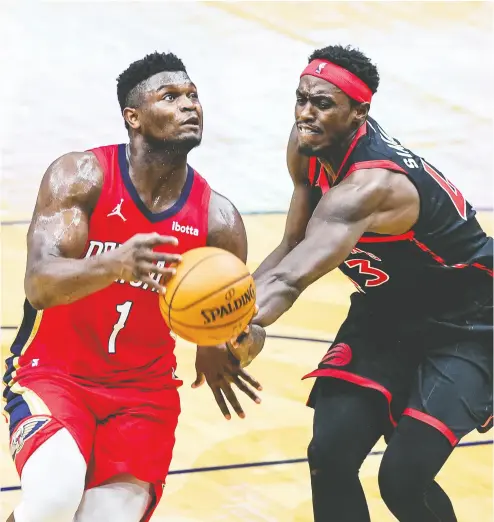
[6,373,180,520]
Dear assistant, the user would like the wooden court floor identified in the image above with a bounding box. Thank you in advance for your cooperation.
[1,212,493,521]
[1,1,492,518]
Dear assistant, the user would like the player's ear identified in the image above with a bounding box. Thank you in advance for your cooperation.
[123,107,141,130]
[352,102,370,126]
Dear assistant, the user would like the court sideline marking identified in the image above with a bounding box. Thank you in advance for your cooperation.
[1,439,492,493]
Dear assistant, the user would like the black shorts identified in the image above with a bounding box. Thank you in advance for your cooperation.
[304,293,493,445]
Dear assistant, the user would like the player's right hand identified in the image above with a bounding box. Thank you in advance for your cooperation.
[107,232,182,293]
[192,344,262,420]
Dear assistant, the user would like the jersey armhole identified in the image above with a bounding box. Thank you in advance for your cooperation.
[344,160,407,180]
[88,147,108,174]
[85,146,113,220]
[201,180,212,243]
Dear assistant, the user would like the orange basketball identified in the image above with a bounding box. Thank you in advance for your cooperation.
[159,247,256,345]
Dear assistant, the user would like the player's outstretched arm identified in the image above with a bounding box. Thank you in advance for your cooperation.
[25,152,179,309]
[253,124,315,279]
[192,190,265,420]
[253,168,418,327]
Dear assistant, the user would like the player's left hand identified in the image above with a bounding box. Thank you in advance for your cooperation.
[227,323,266,368]
[192,344,262,420]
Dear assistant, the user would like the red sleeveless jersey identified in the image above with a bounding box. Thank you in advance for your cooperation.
[4,144,211,390]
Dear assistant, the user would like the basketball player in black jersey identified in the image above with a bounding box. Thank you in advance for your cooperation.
[210,45,492,521]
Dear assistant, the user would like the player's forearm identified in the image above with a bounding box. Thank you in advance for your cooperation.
[253,235,349,327]
[252,272,301,328]
[25,254,119,310]
[253,241,293,280]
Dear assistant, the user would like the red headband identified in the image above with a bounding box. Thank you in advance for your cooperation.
[300,59,372,103]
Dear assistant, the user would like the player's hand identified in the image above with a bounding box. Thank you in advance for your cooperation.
[227,307,265,367]
[227,327,265,368]
[192,344,262,420]
[107,232,181,293]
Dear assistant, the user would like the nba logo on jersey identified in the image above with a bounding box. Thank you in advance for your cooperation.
[315,62,327,74]
[10,416,51,458]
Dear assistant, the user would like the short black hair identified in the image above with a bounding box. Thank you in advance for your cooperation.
[308,45,379,95]
[117,52,187,111]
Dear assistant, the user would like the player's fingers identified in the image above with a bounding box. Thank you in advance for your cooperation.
[144,252,182,264]
[220,380,245,418]
[232,375,261,404]
[143,233,179,247]
[229,325,250,350]
[136,262,175,278]
[238,369,263,391]
[211,385,231,420]
[154,267,178,279]
[226,345,242,367]
[139,276,166,295]
[191,372,205,388]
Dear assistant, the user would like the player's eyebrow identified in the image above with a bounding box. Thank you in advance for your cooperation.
[156,83,197,93]
[296,88,335,100]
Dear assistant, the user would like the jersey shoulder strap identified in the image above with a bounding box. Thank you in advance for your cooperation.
[343,117,415,180]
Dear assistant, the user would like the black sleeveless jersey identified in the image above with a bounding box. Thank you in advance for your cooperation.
[308,116,492,317]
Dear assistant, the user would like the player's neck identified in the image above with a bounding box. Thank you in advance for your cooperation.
[318,127,360,184]
[126,139,189,205]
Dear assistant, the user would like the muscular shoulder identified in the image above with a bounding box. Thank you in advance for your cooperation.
[287,123,310,185]
[342,167,393,194]
[207,189,244,238]
[343,168,418,206]
[207,190,247,262]
[335,168,419,233]
[38,151,104,213]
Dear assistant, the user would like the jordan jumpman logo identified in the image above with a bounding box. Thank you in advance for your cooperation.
[107,199,127,221]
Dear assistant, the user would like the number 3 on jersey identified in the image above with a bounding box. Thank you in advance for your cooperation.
[108,301,133,354]
[345,259,389,291]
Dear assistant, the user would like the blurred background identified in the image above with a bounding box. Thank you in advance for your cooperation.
[1,2,492,521]
[1,1,493,217]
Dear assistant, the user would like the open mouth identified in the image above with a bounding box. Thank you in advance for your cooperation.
[297,124,322,135]
[181,117,200,127]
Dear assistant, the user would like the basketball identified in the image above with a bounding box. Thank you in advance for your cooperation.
[159,247,256,345]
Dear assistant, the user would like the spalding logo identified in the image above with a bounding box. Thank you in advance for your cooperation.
[201,284,255,324]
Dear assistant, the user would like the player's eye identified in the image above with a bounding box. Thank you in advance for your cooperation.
[163,94,176,102]
[316,99,333,109]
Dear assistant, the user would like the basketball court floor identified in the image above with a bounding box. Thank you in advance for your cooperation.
[1,211,492,521]
[1,2,492,521]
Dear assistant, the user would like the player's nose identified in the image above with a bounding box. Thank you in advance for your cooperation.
[179,95,197,112]
[297,101,316,122]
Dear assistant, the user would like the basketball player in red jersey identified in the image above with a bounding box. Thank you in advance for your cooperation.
[3,52,265,522]
[200,45,493,521]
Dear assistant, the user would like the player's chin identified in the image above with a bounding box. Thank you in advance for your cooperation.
[297,135,328,157]
[167,133,202,152]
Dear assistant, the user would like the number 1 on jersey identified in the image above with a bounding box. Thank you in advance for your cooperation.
[108,301,133,354]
